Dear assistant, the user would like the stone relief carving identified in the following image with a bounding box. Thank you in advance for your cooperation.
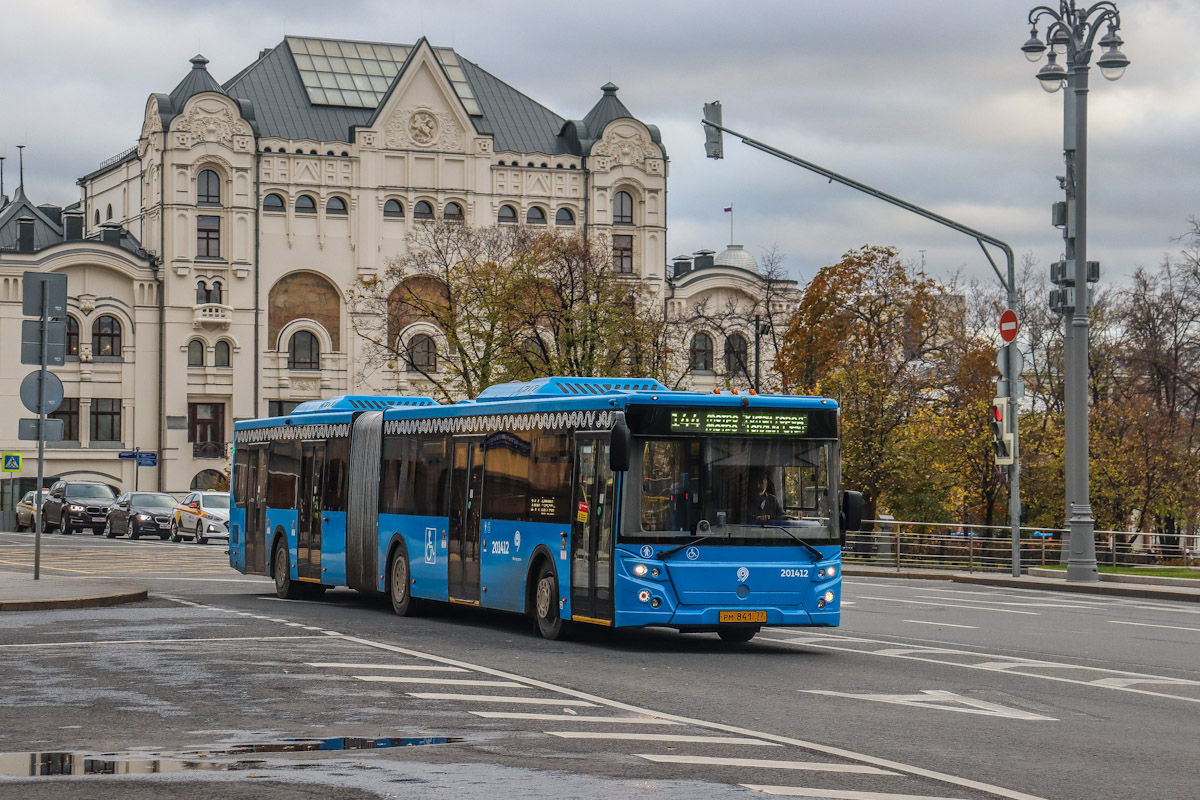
[592,128,660,170]
[175,102,252,145]
[383,107,462,151]
[79,344,93,363]
[78,294,96,315]
[291,378,320,392]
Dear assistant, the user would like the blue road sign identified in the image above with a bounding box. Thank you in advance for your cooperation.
[118,451,138,459]
[137,452,158,467]
[2,454,22,472]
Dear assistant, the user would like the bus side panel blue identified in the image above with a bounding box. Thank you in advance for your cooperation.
[378,514,450,601]
[322,511,347,586]
[229,508,246,572]
[265,508,298,577]
[478,519,565,614]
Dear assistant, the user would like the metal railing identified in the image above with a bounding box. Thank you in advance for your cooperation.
[192,441,228,460]
[843,519,1198,573]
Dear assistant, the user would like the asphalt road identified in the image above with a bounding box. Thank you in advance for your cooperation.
[0,531,1197,800]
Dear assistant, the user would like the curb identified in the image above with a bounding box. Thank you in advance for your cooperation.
[0,587,148,612]
[842,567,1200,603]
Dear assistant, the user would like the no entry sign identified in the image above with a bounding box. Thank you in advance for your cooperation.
[999,309,1019,343]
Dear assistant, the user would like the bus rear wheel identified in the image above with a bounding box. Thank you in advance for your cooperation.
[534,564,567,640]
[717,626,760,643]
[273,539,302,600]
[389,546,417,617]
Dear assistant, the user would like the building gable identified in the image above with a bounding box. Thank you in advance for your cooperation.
[362,40,474,155]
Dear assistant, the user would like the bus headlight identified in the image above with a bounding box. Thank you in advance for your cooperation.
[817,566,837,579]
[650,567,660,577]
[633,564,648,577]
[650,597,661,608]
[824,590,835,603]
[637,589,651,603]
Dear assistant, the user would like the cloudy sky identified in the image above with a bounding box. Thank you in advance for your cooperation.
[3,0,1197,290]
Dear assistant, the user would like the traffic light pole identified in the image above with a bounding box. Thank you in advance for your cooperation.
[34,281,47,581]
[702,109,1023,576]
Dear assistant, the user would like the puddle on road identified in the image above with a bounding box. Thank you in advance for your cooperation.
[0,735,461,778]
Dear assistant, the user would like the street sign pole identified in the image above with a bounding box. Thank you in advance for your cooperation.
[34,280,47,581]
[134,447,140,493]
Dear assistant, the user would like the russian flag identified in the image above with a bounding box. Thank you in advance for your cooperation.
[724,205,732,212]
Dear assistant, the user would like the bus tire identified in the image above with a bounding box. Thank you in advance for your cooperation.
[534,563,567,640]
[717,626,759,643]
[388,544,417,616]
[273,538,303,600]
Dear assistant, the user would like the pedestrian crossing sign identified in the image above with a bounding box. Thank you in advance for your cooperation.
[2,453,21,472]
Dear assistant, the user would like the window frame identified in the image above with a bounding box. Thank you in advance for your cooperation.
[612,234,634,274]
[689,332,715,372]
[725,333,749,376]
[197,169,221,206]
[49,398,80,441]
[287,330,321,370]
[413,200,434,221]
[613,191,634,225]
[295,195,317,214]
[91,315,123,358]
[383,199,404,218]
[188,339,205,367]
[443,202,464,222]
[326,196,348,216]
[526,206,547,225]
[262,193,285,212]
[197,215,221,259]
[497,204,517,224]
[90,398,122,442]
[65,316,80,357]
[406,333,437,372]
[555,208,575,226]
[214,340,231,367]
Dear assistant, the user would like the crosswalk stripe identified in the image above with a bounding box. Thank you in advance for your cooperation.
[307,662,468,672]
[546,732,779,746]
[741,787,972,799]
[406,693,597,706]
[356,675,521,687]
[470,712,678,724]
[636,755,895,774]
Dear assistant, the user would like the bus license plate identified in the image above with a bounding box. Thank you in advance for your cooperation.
[720,610,766,624]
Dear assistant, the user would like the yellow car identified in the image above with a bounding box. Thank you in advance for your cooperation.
[15,489,49,532]
[170,491,230,544]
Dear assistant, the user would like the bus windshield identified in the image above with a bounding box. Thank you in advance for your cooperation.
[633,437,836,543]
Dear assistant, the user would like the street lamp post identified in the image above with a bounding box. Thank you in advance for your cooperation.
[1022,1,1129,582]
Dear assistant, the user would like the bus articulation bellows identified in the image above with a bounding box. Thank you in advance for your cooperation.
[230,377,862,641]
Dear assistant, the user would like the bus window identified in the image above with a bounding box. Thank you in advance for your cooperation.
[640,439,702,532]
[233,445,249,508]
[483,431,532,521]
[413,435,450,517]
[380,435,416,514]
[323,437,349,512]
[267,440,301,509]
[530,431,572,523]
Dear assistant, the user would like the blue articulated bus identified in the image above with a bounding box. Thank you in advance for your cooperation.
[230,376,862,641]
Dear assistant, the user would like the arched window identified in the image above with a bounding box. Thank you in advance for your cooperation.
[406,333,437,372]
[214,340,231,367]
[384,199,404,218]
[295,195,316,214]
[287,330,320,370]
[106,204,113,221]
[196,280,208,304]
[613,191,633,225]
[92,315,122,358]
[65,316,80,356]
[497,205,517,224]
[526,206,547,225]
[555,208,575,226]
[689,333,714,371]
[210,281,223,304]
[94,210,100,226]
[326,196,347,215]
[725,334,749,376]
[263,193,285,211]
[198,169,221,205]
[188,339,205,367]
[443,202,463,222]
[413,201,434,220]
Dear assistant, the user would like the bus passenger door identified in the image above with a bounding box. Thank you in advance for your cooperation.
[297,441,325,582]
[571,436,614,624]
[449,437,484,603]
[244,445,268,574]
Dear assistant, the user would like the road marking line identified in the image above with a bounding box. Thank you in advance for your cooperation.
[803,690,1056,721]
[406,693,597,706]
[858,596,1039,615]
[914,594,1092,610]
[903,620,978,629]
[742,787,973,799]
[471,712,678,724]
[0,635,324,649]
[546,731,780,746]
[308,662,467,672]
[635,755,895,774]
[1109,620,1200,633]
[356,675,522,687]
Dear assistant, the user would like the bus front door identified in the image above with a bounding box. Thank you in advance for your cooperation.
[449,437,484,603]
[297,441,325,582]
[244,444,268,574]
[571,436,614,625]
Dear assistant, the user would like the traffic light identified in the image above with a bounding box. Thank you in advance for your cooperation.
[703,101,723,159]
[989,398,1014,466]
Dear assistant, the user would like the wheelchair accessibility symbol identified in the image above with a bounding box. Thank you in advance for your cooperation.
[685,546,700,561]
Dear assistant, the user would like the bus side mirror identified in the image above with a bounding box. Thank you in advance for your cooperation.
[610,415,631,472]
[840,491,863,542]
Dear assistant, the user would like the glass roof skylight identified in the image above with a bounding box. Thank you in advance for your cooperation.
[285,36,481,115]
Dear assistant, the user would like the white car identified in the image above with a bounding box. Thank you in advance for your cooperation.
[170,491,230,544]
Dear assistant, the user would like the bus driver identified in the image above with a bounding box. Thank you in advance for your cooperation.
[747,474,783,522]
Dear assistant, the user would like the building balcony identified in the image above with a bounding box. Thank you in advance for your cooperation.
[193,303,233,329]
[193,441,229,459]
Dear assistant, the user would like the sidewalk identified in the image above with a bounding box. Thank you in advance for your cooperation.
[843,563,1200,603]
[0,569,147,611]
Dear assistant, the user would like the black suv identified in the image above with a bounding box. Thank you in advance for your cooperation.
[42,481,118,535]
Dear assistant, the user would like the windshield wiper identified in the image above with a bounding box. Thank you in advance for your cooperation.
[660,536,715,560]
[761,526,825,560]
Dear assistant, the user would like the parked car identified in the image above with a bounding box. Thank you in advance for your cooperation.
[42,481,119,535]
[14,489,49,531]
[104,492,178,540]
[171,491,230,544]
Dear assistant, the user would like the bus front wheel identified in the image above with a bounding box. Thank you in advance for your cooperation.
[389,545,417,616]
[273,539,302,600]
[534,564,567,640]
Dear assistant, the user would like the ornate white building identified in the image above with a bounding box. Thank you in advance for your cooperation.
[0,35,785,499]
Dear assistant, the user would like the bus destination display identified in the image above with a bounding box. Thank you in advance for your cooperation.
[669,410,809,436]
